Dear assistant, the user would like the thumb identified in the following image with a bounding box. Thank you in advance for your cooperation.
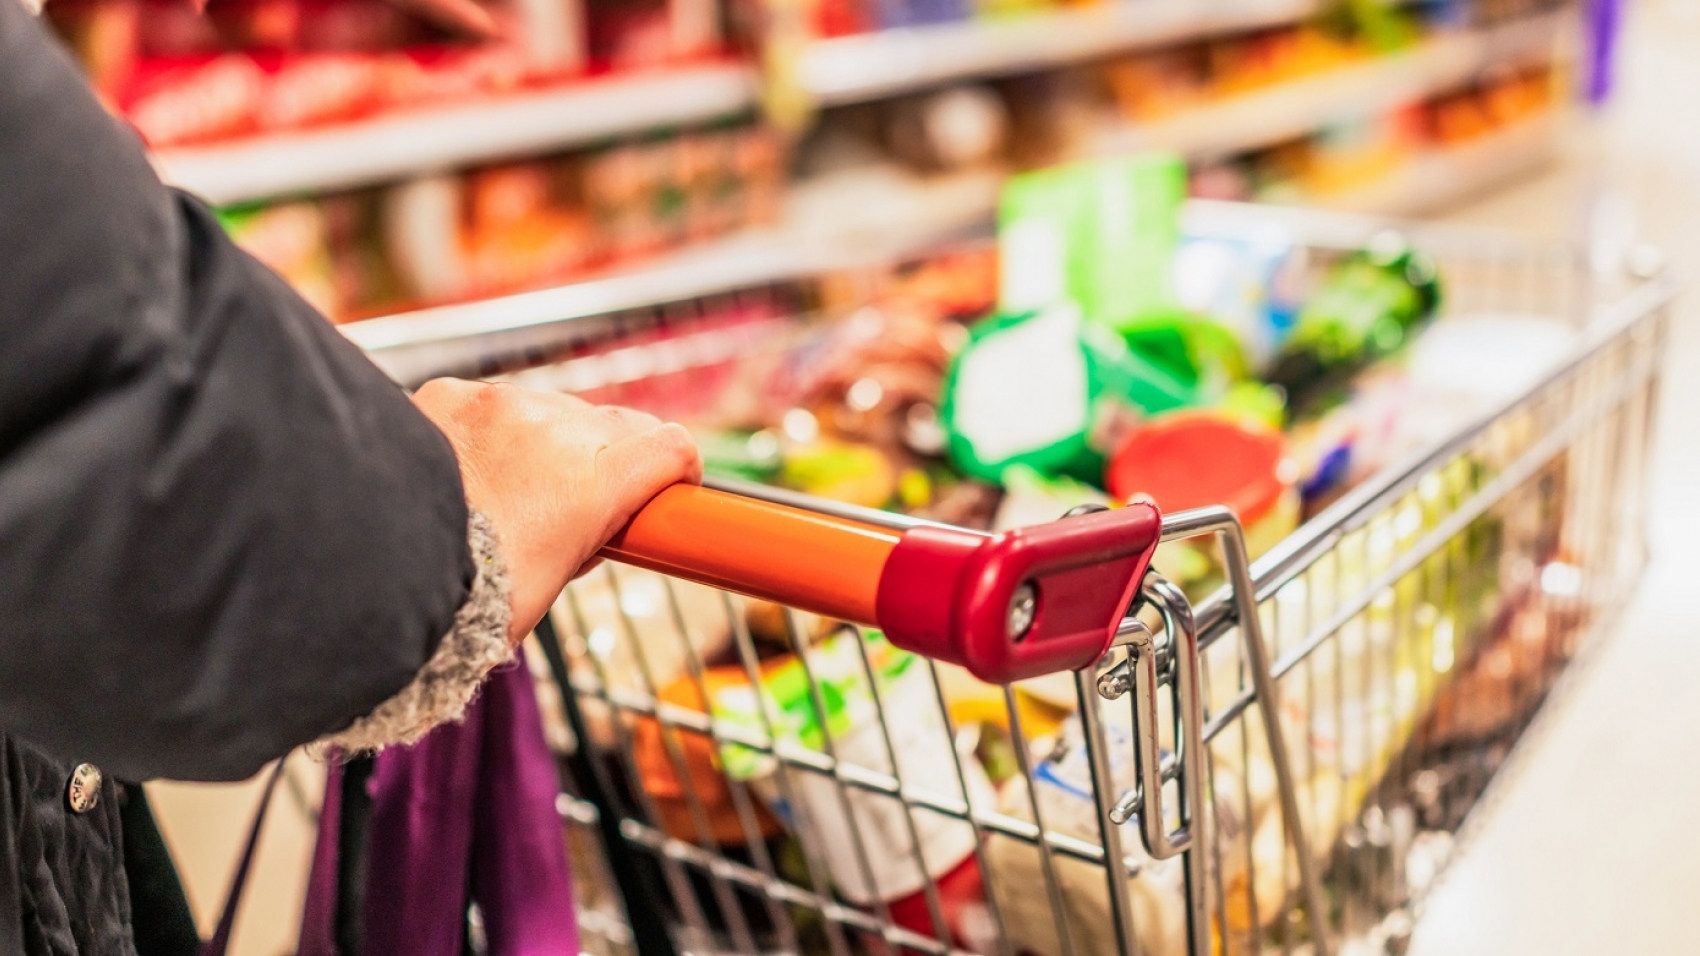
[595,423,703,533]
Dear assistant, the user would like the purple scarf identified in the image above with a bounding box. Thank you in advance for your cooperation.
[297,659,578,956]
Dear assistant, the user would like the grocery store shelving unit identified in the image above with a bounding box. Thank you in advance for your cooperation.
[350,12,1569,383]
[153,65,760,206]
[155,0,1322,205]
[1086,11,1564,158]
[1319,113,1562,215]
[349,168,1003,383]
[355,118,1560,384]
[799,0,1315,104]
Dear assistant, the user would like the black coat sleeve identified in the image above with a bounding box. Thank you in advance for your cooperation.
[0,3,475,782]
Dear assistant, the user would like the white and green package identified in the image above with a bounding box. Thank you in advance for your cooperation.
[941,303,1196,484]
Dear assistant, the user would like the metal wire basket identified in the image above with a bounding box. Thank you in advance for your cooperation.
[491,201,1675,956]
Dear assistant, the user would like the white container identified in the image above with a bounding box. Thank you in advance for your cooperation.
[758,659,995,905]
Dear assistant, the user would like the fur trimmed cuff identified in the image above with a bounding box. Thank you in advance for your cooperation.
[322,509,513,752]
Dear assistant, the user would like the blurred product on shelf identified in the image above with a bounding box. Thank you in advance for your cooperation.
[217,199,344,316]
[85,0,1562,331]
[1305,108,1425,195]
[1193,60,1559,205]
[214,121,786,320]
[46,0,729,148]
[1425,62,1556,145]
[1099,21,1369,123]
[793,82,1020,182]
[585,0,720,70]
[885,85,1012,173]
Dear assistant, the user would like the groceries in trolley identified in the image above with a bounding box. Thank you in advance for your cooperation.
[491,172,1614,955]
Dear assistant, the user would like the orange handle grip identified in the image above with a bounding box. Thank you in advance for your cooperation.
[597,484,902,624]
[597,484,1163,683]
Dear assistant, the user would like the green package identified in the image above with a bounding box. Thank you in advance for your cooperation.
[1269,236,1442,412]
[997,154,1188,332]
[709,629,917,780]
[941,303,1197,485]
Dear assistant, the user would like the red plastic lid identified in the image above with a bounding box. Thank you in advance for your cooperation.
[1107,412,1290,522]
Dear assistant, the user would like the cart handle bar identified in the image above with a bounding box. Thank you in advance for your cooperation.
[598,485,1163,684]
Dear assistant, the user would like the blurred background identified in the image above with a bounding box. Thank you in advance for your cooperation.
[35,0,1699,950]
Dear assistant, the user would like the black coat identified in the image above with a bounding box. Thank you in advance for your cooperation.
[0,4,476,952]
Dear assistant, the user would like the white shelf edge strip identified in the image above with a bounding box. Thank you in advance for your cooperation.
[155,65,759,206]
[800,0,1318,105]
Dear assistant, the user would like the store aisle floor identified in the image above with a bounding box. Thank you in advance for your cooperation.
[1410,0,1700,951]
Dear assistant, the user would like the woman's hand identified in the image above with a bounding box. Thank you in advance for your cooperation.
[413,379,702,644]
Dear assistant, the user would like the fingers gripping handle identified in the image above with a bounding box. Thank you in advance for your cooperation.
[599,485,1164,684]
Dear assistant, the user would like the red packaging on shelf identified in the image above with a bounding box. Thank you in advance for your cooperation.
[121,54,267,147]
[137,0,226,58]
[507,0,590,78]
[461,160,598,298]
[43,0,142,100]
[255,51,387,132]
[586,0,673,71]
[293,0,420,50]
[324,192,410,320]
[585,0,720,70]
[382,42,528,110]
[205,0,305,52]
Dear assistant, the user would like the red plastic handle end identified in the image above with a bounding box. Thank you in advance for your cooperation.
[874,502,1162,683]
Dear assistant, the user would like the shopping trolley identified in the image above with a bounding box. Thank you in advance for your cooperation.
[467,202,1677,956]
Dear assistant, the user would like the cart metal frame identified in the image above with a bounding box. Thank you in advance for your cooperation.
[517,203,1675,956]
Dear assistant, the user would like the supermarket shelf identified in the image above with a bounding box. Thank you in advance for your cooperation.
[1088,11,1566,159]
[799,0,1316,105]
[1318,114,1562,215]
[349,17,1566,382]
[353,123,1562,383]
[351,168,1003,384]
[159,0,1329,203]
[355,119,1560,382]
[154,64,759,206]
